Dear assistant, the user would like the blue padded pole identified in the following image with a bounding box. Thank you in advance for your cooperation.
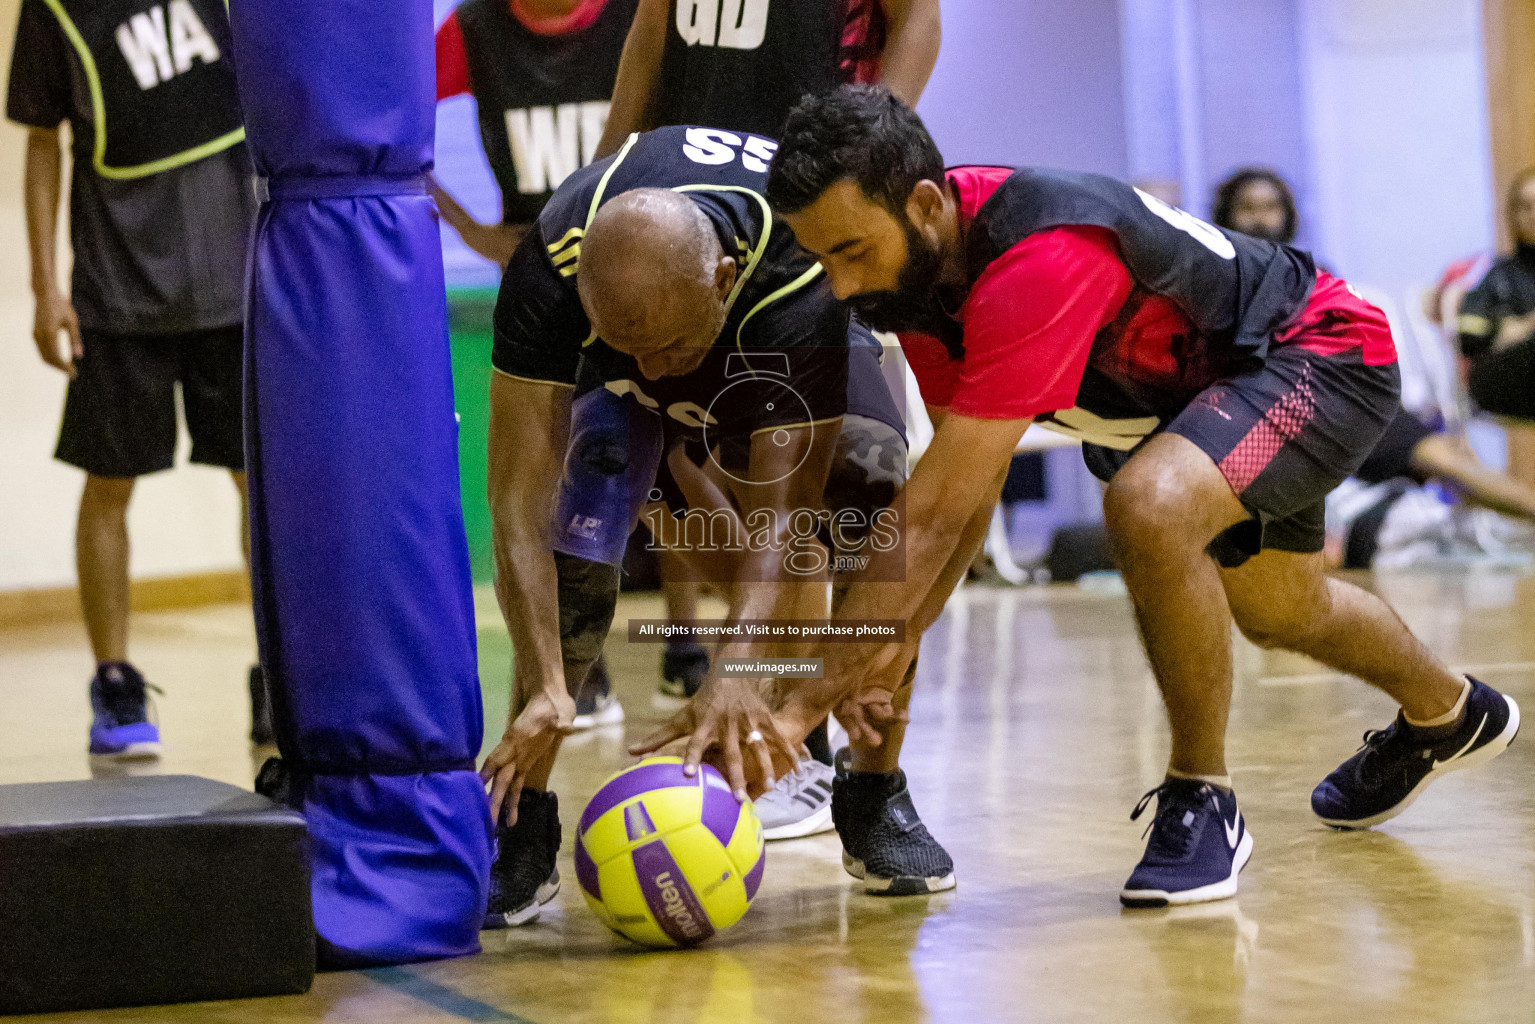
[228,0,489,966]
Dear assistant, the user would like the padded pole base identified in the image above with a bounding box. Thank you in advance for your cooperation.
[0,776,314,1015]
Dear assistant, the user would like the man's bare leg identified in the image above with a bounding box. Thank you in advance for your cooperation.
[1221,548,1463,715]
[234,470,276,747]
[78,474,162,759]
[1223,531,1517,831]
[844,475,999,773]
[847,652,915,773]
[661,560,699,623]
[77,475,135,664]
[1103,435,1271,778]
[232,471,250,567]
[1503,421,1535,489]
[1108,434,1463,774]
[512,653,589,793]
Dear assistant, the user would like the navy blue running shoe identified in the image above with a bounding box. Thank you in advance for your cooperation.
[88,662,161,760]
[1312,677,1520,829]
[1121,779,1252,908]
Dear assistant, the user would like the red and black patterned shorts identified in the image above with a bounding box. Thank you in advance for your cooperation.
[1087,278,1401,568]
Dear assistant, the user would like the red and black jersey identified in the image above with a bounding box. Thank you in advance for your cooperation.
[899,167,1400,443]
[436,0,638,225]
[655,0,887,140]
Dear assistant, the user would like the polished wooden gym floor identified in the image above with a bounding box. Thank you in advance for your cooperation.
[3,570,1534,1023]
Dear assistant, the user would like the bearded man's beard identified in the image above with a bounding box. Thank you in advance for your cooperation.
[845,220,950,334]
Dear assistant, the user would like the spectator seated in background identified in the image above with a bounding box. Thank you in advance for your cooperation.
[1323,410,1535,570]
[1458,169,1535,477]
[1212,166,1298,247]
[1208,168,1535,569]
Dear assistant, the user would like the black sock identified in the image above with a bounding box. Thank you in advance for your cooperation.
[842,767,905,798]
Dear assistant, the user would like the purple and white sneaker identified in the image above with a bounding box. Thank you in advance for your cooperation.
[88,662,161,760]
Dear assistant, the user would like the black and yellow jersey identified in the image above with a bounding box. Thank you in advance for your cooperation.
[491,124,849,448]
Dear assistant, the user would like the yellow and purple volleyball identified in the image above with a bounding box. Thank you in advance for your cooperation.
[574,756,765,948]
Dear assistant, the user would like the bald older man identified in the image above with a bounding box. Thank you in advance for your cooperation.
[479,126,942,928]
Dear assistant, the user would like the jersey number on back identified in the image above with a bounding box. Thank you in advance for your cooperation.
[1134,188,1236,260]
[682,128,778,173]
[676,0,770,50]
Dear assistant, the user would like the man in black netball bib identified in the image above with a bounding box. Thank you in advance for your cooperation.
[8,0,264,754]
[480,125,937,926]
[595,0,940,154]
[432,0,639,266]
[434,0,641,731]
[592,0,941,854]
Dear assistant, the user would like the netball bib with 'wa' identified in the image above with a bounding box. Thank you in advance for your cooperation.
[42,0,244,179]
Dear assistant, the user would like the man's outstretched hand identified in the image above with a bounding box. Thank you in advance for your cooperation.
[629,677,799,800]
[481,687,576,825]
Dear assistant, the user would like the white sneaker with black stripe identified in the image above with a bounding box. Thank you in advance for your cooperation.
[756,757,836,840]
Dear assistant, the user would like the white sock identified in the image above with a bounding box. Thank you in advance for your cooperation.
[1167,767,1232,790]
[1404,677,1472,730]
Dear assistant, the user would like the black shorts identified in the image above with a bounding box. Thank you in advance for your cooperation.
[1354,408,1438,485]
[56,324,245,477]
[1468,335,1535,421]
[1086,342,1401,567]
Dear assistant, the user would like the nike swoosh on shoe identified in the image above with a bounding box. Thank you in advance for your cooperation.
[1432,713,1487,770]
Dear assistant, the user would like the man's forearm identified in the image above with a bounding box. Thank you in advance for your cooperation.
[24,131,62,298]
[492,524,568,709]
[595,0,668,157]
[429,175,527,266]
[428,174,478,236]
[906,471,1000,634]
[778,480,997,730]
[487,374,575,709]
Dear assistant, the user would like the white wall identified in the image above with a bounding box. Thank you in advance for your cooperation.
[0,0,245,592]
[918,0,1129,176]
[1121,0,1497,300]
[1297,0,1497,295]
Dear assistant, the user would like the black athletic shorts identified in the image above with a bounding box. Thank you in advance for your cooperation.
[1354,408,1438,485]
[1086,342,1401,568]
[1468,335,1535,422]
[55,324,245,477]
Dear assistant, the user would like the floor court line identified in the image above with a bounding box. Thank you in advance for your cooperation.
[365,967,541,1024]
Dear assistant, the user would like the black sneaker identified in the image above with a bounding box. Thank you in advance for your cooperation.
[1312,677,1520,829]
[831,749,955,895]
[249,665,276,747]
[659,642,710,699]
[485,789,562,928]
[1121,779,1252,908]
